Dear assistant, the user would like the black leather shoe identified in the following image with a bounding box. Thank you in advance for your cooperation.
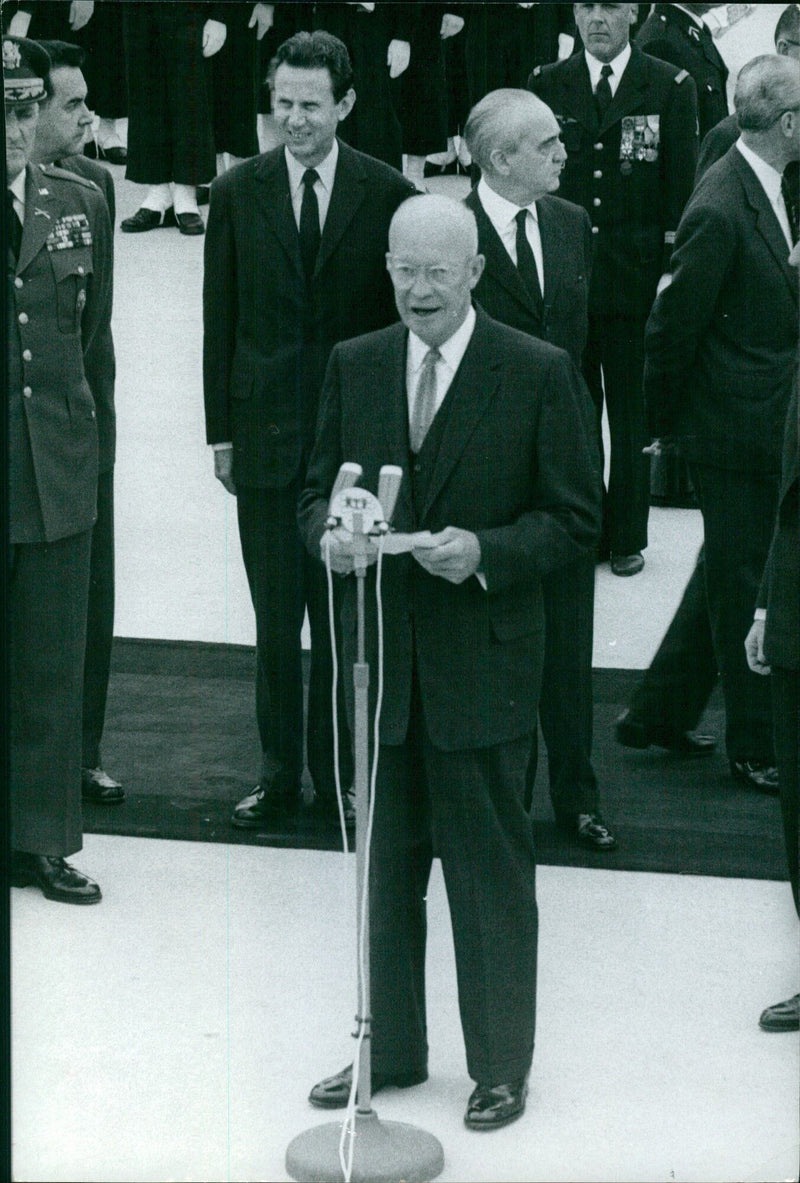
[556,811,618,851]
[759,994,800,1031]
[730,760,779,794]
[82,766,125,804]
[231,783,300,828]
[309,1063,427,1109]
[11,853,102,904]
[610,552,644,576]
[314,789,356,830]
[120,206,176,232]
[615,710,717,756]
[197,185,210,205]
[464,1078,528,1131]
[175,211,204,235]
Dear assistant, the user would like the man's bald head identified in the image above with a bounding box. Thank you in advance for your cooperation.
[735,54,800,169]
[387,196,484,347]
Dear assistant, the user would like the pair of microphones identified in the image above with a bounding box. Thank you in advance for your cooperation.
[325,463,403,539]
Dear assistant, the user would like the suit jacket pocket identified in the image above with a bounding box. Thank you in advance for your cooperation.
[50,245,93,335]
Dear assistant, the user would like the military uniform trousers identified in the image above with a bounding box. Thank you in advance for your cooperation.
[9,528,92,857]
[369,670,539,1087]
[82,467,115,770]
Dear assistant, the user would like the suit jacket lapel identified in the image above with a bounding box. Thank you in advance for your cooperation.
[734,151,798,303]
[314,141,366,278]
[558,52,597,130]
[17,165,58,275]
[254,149,304,278]
[372,324,414,525]
[536,198,561,317]
[598,47,650,136]
[468,190,539,320]
[419,309,502,524]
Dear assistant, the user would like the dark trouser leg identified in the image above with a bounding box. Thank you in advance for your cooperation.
[236,485,305,793]
[305,549,354,804]
[9,530,92,857]
[425,731,538,1086]
[123,5,171,184]
[626,546,718,734]
[690,464,778,763]
[583,315,649,556]
[538,555,599,816]
[165,9,216,185]
[772,668,799,916]
[82,468,115,769]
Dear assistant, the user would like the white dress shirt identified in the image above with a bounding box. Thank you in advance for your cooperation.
[406,305,476,426]
[585,42,631,98]
[477,176,544,295]
[736,138,794,250]
[285,139,338,232]
[9,168,26,225]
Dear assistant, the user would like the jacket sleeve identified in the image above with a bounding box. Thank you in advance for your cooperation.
[203,176,237,445]
[298,345,345,561]
[661,69,699,269]
[81,189,115,452]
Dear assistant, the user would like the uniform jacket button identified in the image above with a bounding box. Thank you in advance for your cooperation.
[594,142,603,150]
[22,386,32,398]
[593,170,602,179]
[14,277,23,288]
[22,349,32,361]
[593,197,601,207]
[591,226,600,235]
[18,312,28,324]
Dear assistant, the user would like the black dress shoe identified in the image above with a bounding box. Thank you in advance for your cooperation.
[175,211,204,236]
[314,789,356,830]
[759,994,800,1031]
[556,811,618,851]
[615,710,717,756]
[11,853,102,905]
[309,1063,427,1109]
[82,766,125,804]
[464,1078,528,1131]
[610,552,644,576]
[730,760,779,794]
[197,185,210,205]
[120,206,176,232]
[231,783,300,828]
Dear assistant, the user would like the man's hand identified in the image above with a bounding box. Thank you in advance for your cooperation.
[213,447,236,495]
[387,39,411,78]
[412,527,481,584]
[249,3,274,39]
[70,1,95,30]
[202,19,227,57]
[321,527,378,576]
[643,436,677,457]
[745,617,771,675]
[440,13,465,38]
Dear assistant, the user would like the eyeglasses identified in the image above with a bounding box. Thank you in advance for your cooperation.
[386,258,461,288]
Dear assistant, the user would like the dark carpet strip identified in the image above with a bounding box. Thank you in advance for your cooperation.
[82,638,787,881]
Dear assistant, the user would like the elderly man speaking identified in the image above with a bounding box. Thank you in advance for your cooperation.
[299,194,601,1130]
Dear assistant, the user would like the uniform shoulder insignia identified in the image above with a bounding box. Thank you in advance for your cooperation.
[674,69,689,84]
[39,163,99,190]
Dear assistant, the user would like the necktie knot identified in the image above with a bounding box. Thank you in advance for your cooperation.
[600,64,613,80]
[302,168,320,189]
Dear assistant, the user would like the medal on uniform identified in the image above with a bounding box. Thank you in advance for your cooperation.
[46,213,92,250]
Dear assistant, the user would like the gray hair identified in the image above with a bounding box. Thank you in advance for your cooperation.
[735,54,800,131]
[464,89,549,173]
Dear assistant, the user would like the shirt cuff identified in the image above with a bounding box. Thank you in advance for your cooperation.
[753,608,767,621]
[212,442,233,451]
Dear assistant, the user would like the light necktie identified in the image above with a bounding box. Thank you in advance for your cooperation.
[299,168,321,280]
[7,189,22,262]
[514,208,543,312]
[595,63,613,120]
[410,347,441,453]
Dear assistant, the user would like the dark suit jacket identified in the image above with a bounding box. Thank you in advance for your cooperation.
[465,185,592,366]
[529,45,698,320]
[759,376,799,670]
[203,139,414,488]
[696,110,738,182]
[7,163,113,544]
[636,4,728,140]
[644,147,799,473]
[298,308,602,751]
[58,152,116,472]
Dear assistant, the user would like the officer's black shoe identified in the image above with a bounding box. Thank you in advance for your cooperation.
[615,710,717,756]
[556,811,618,851]
[175,211,204,236]
[231,783,300,828]
[82,766,125,804]
[610,551,644,576]
[121,206,176,232]
[730,760,779,794]
[309,1063,428,1109]
[11,853,102,904]
[464,1077,529,1131]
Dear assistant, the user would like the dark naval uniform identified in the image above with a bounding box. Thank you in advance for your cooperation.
[530,46,698,556]
[8,162,114,856]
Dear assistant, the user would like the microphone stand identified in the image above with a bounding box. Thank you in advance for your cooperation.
[286,474,443,1183]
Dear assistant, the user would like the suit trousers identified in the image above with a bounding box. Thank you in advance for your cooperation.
[772,668,799,915]
[369,681,539,1086]
[690,463,779,764]
[526,555,599,816]
[626,546,718,735]
[82,468,115,769]
[583,313,650,555]
[236,483,352,800]
[9,529,92,856]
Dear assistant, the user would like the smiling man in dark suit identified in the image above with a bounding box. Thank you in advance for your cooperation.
[203,30,413,831]
[462,87,616,855]
[300,194,602,1130]
[645,53,800,794]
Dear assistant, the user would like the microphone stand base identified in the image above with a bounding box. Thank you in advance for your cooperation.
[286,1109,444,1183]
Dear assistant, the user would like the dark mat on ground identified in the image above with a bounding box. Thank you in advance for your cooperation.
[82,638,788,881]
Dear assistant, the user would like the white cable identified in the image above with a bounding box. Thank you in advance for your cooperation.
[323,533,350,857]
[339,533,387,1183]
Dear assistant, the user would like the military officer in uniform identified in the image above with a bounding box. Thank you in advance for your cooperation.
[6,36,113,903]
[530,3,699,575]
[637,5,728,142]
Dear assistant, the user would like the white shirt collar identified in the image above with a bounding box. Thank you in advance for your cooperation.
[736,138,785,207]
[284,139,338,195]
[477,175,539,229]
[9,168,26,206]
[585,42,631,89]
[673,5,705,29]
[408,304,477,375]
